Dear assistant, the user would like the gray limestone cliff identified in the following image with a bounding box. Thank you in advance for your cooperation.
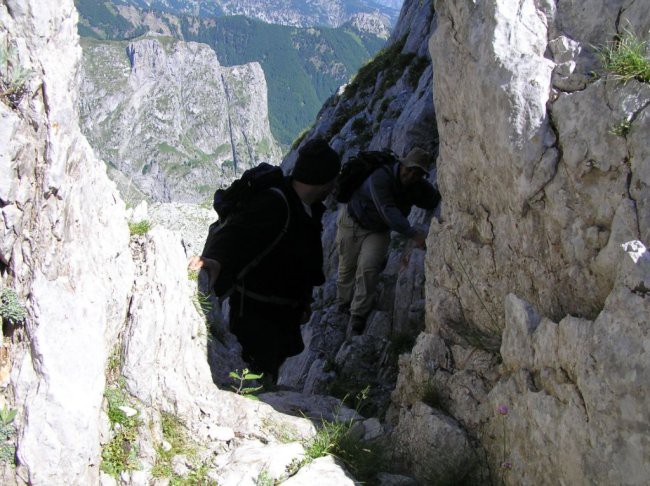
[1,0,134,482]
[282,0,650,483]
[409,1,650,484]
[78,34,281,204]
[0,1,354,484]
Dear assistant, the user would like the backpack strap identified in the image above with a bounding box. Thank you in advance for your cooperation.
[232,285,301,308]
[234,187,290,282]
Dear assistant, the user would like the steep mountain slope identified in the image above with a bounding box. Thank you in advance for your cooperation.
[283,0,436,162]
[79,34,281,203]
[190,15,386,144]
[278,0,440,459]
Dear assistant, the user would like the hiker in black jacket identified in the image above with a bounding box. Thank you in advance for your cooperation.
[189,139,341,381]
[336,147,440,335]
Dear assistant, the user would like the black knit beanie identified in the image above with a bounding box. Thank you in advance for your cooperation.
[291,139,341,185]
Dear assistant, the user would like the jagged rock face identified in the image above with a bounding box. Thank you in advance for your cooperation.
[427,0,649,337]
[0,0,134,483]
[283,0,437,169]
[79,35,281,204]
[384,0,650,484]
[280,0,439,394]
[0,1,358,484]
[345,13,392,39]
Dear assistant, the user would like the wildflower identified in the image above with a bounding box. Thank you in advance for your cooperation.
[501,461,513,470]
[497,404,509,415]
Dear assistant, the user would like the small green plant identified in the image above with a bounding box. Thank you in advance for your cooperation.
[406,55,430,87]
[290,125,313,150]
[285,457,305,476]
[597,29,650,83]
[0,406,17,426]
[421,382,449,414]
[351,117,366,134]
[0,287,27,325]
[152,412,190,479]
[128,220,151,236]
[101,386,142,478]
[328,375,376,417]
[610,118,632,136]
[305,419,349,460]
[152,412,216,484]
[0,405,17,465]
[193,291,213,315]
[229,368,263,399]
[255,468,275,486]
[106,348,122,382]
[304,387,383,483]
[181,462,214,485]
[0,43,33,108]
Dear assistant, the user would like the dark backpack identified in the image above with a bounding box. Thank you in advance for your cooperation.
[334,150,397,203]
[211,162,285,220]
[201,162,290,297]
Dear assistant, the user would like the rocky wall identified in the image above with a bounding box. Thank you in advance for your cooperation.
[387,0,649,483]
[1,0,134,483]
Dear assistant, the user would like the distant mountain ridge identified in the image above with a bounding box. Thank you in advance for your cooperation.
[75,0,386,145]
[83,0,401,28]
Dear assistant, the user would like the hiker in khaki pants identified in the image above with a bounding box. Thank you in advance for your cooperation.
[336,148,441,335]
[336,208,391,326]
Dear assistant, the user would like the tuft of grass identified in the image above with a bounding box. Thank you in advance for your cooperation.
[421,382,450,414]
[305,417,384,483]
[303,387,384,483]
[152,412,216,484]
[405,55,430,88]
[152,412,191,479]
[609,118,632,137]
[0,44,33,108]
[290,124,313,151]
[106,348,122,383]
[0,287,26,325]
[255,468,275,486]
[128,220,151,236]
[101,386,142,478]
[597,29,650,83]
[193,291,213,315]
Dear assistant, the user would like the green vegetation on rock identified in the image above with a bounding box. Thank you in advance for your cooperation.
[101,385,142,478]
[597,29,650,83]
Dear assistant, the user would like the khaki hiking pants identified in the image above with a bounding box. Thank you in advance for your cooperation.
[336,207,391,318]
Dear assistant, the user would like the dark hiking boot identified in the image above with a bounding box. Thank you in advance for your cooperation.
[348,315,366,336]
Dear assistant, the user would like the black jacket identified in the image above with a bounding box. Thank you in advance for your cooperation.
[203,177,325,306]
